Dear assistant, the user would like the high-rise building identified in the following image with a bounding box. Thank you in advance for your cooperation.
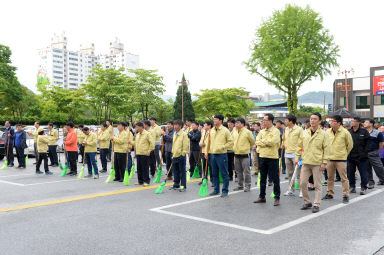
[37,32,139,89]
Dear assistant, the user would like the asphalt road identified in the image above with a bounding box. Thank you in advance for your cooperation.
[0,157,383,255]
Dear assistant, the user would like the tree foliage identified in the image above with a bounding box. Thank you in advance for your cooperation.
[193,87,254,119]
[245,4,339,115]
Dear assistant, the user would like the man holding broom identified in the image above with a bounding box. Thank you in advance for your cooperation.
[82,127,99,179]
[47,123,59,167]
[150,117,162,170]
[111,122,128,182]
[130,122,154,186]
[98,123,111,173]
[170,120,189,192]
[64,122,78,176]
[187,121,202,178]
[163,121,175,180]
[144,120,157,177]
[254,113,281,206]
[27,122,44,164]
[199,120,213,185]
[233,118,255,192]
[208,114,233,197]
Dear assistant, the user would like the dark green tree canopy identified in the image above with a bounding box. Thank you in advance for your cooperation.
[245,4,339,115]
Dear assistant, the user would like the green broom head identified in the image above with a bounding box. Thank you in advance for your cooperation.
[123,170,130,186]
[153,169,162,183]
[155,181,166,194]
[92,168,95,176]
[78,165,85,179]
[129,164,135,178]
[60,167,67,177]
[58,161,64,171]
[186,169,190,181]
[207,167,210,178]
[295,180,300,189]
[270,191,275,198]
[321,180,324,184]
[219,171,223,183]
[257,172,261,187]
[25,156,28,166]
[106,168,115,183]
[192,166,200,179]
[198,178,208,197]
[0,159,8,170]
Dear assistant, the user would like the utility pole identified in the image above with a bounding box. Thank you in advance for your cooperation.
[337,68,354,111]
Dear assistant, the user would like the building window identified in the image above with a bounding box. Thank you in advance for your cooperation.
[53,54,63,59]
[340,97,345,107]
[53,49,62,53]
[356,96,370,109]
[53,70,63,74]
[374,95,384,105]
[69,57,78,61]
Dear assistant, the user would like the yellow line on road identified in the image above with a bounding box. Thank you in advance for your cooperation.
[0,179,201,213]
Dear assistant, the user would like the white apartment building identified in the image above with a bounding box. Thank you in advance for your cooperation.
[37,33,139,89]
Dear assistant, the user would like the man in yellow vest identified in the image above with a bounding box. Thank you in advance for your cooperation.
[82,127,99,179]
[170,120,190,192]
[233,118,255,192]
[254,113,281,206]
[296,112,330,213]
[150,117,162,170]
[27,121,44,164]
[130,122,154,186]
[145,120,156,177]
[323,115,353,203]
[47,123,59,167]
[106,120,114,161]
[282,114,303,196]
[111,122,128,182]
[98,123,111,173]
[36,130,53,175]
[124,122,134,175]
[208,114,233,197]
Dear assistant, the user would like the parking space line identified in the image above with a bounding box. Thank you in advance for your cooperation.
[0,179,201,213]
[0,173,35,178]
[0,179,25,186]
[150,185,384,235]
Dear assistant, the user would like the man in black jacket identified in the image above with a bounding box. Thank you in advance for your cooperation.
[14,124,27,168]
[163,121,175,180]
[4,120,15,167]
[188,121,202,177]
[347,116,370,195]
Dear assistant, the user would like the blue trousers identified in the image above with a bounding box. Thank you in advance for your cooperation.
[173,155,186,188]
[210,153,229,194]
[85,152,98,175]
[100,148,108,171]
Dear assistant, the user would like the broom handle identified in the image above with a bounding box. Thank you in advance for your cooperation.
[159,135,164,166]
[279,128,285,176]
[164,163,173,179]
[126,129,131,168]
[111,142,115,166]
[5,134,10,160]
[95,129,98,161]
[82,139,86,165]
[204,129,211,178]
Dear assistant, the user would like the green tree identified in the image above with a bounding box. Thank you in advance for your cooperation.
[245,4,339,115]
[83,65,129,121]
[128,69,165,120]
[174,73,195,121]
[149,98,174,124]
[193,87,253,119]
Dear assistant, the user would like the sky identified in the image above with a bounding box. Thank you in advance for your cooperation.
[1,0,384,98]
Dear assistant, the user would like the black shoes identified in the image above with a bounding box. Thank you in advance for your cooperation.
[268,181,273,187]
[342,196,349,204]
[360,189,367,195]
[312,206,320,213]
[322,194,333,200]
[350,187,356,193]
[300,203,312,210]
[377,181,384,185]
[100,169,107,173]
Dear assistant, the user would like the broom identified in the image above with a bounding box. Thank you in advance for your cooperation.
[77,148,86,179]
[155,163,173,194]
[0,137,10,170]
[123,132,132,186]
[192,148,202,179]
[153,135,165,183]
[129,132,136,178]
[105,143,115,183]
[199,128,211,197]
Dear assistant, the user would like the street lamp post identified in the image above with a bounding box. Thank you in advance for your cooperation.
[176,79,189,122]
[337,68,354,111]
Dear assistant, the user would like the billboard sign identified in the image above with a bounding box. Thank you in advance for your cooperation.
[373,76,384,95]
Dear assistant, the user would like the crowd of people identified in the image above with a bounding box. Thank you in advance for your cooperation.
[2,111,384,213]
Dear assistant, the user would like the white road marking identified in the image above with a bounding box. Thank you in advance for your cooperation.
[150,184,384,235]
[0,173,35,178]
[0,179,25,186]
